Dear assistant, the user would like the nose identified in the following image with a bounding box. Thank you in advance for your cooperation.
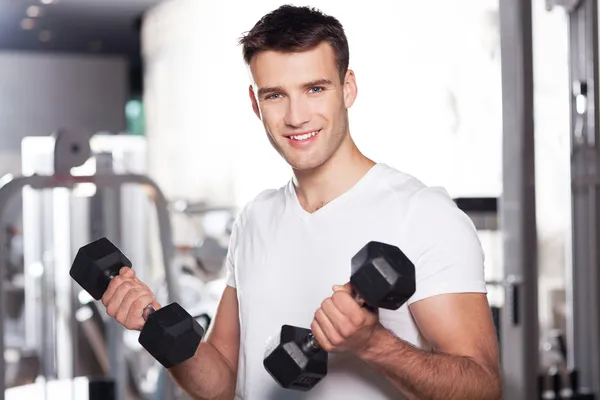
[284,96,311,127]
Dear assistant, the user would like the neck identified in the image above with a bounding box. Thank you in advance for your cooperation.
[293,135,375,213]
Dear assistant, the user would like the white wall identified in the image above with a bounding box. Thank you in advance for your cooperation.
[142,0,503,208]
[0,52,129,177]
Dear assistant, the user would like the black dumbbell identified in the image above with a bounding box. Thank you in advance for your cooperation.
[69,237,205,369]
[263,241,416,391]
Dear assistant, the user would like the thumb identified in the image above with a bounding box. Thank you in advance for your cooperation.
[332,283,352,293]
[119,266,135,278]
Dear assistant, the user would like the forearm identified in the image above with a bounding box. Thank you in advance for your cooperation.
[168,341,236,400]
[358,326,501,400]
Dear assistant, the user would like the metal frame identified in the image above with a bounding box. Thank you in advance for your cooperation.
[0,173,181,400]
[562,0,600,392]
[498,0,539,399]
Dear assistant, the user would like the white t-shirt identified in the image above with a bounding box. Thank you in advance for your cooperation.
[225,163,487,400]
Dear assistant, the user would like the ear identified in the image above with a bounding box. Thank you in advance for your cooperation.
[342,69,358,109]
[249,85,261,120]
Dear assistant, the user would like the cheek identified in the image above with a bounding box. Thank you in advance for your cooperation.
[314,95,342,121]
[260,104,285,130]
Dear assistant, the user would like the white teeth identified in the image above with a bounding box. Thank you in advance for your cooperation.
[290,131,319,141]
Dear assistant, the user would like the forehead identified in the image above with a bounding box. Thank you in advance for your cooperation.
[250,42,338,87]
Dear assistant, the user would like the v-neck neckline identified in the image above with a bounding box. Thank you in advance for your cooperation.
[286,163,383,221]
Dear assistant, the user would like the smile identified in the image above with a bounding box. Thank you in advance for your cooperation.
[289,130,320,141]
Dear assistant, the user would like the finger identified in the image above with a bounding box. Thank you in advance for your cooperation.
[332,283,352,293]
[129,277,160,310]
[310,319,333,352]
[125,293,156,331]
[315,306,344,345]
[106,280,137,317]
[115,288,145,324]
[331,291,365,325]
[136,279,156,297]
[120,266,135,278]
[151,298,161,311]
[102,275,127,307]
[322,297,355,339]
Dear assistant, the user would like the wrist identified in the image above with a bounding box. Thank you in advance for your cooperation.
[357,323,397,361]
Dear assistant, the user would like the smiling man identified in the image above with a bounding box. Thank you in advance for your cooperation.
[169,4,501,400]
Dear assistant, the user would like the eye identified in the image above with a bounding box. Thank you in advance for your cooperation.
[265,93,282,100]
[308,87,324,94]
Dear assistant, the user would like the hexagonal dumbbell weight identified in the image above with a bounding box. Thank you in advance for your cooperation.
[70,237,205,369]
[263,241,416,391]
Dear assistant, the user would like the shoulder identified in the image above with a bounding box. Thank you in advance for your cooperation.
[400,184,482,265]
[405,186,472,232]
[372,163,476,242]
[371,163,449,207]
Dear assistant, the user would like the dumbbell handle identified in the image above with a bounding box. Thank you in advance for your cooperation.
[303,291,364,352]
[142,303,157,322]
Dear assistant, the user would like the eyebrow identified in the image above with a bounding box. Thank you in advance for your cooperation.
[257,79,335,98]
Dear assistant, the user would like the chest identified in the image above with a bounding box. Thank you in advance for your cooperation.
[234,211,406,330]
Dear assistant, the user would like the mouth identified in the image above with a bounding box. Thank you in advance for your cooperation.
[286,129,321,141]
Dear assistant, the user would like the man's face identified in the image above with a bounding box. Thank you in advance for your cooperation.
[249,42,357,171]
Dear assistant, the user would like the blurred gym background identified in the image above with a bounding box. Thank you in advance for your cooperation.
[0,0,592,399]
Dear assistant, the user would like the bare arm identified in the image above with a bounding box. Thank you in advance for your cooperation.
[168,286,240,400]
[100,267,240,400]
[358,293,502,400]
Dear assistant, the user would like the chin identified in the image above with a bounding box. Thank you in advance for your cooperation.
[287,157,327,171]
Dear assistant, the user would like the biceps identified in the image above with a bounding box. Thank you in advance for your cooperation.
[409,293,498,364]
[206,286,240,374]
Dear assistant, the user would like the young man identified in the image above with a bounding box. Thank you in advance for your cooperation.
[100,5,502,400]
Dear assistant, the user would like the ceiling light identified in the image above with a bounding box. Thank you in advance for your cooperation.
[40,0,54,4]
[20,18,35,30]
[27,6,42,17]
[39,30,52,42]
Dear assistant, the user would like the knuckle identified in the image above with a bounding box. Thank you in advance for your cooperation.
[340,325,353,338]
[355,314,366,326]
[112,276,123,285]
[106,305,116,318]
[330,336,343,346]
[125,287,141,300]
[131,298,144,311]
[122,281,135,290]
[332,292,344,303]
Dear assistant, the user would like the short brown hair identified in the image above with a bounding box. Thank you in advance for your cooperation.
[239,5,350,83]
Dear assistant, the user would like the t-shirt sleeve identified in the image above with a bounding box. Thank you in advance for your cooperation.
[404,186,487,305]
[225,210,244,289]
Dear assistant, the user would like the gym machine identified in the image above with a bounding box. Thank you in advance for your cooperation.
[544,0,600,398]
[455,196,595,400]
[0,129,183,400]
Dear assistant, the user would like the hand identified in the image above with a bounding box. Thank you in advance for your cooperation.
[310,283,381,355]
[101,267,161,331]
